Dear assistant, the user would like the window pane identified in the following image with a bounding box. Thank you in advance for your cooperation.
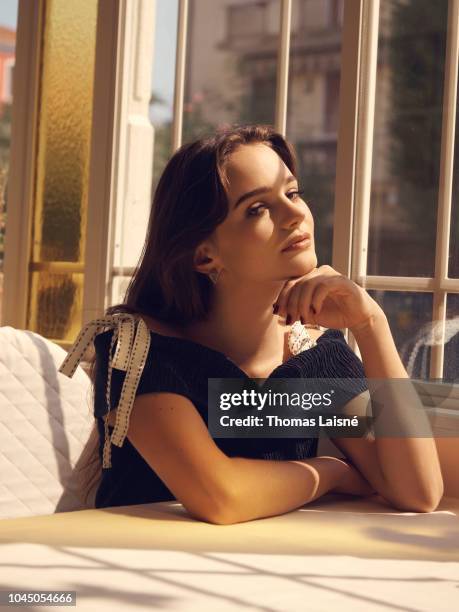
[33,0,97,264]
[287,0,344,265]
[228,3,267,37]
[445,293,459,382]
[27,0,97,341]
[298,0,331,31]
[368,289,434,380]
[181,0,281,143]
[368,0,448,277]
[150,0,178,197]
[28,271,83,343]
[0,0,18,324]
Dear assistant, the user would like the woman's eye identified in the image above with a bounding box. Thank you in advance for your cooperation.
[288,189,305,201]
[246,204,268,217]
[246,189,306,217]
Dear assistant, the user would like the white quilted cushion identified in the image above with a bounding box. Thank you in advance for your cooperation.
[0,326,95,519]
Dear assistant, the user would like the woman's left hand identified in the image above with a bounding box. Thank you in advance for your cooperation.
[274,265,384,332]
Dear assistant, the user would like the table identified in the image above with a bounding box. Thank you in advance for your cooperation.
[1,494,458,611]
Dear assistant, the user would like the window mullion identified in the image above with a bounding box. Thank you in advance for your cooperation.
[431,0,459,379]
[275,0,292,136]
[172,0,189,152]
[84,0,156,324]
[331,0,384,356]
[349,0,380,360]
[362,276,459,292]
[333,0,363,289]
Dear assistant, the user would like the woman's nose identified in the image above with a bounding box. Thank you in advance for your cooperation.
[281,196,308,226]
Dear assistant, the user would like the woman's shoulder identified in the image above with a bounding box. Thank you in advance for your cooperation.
[92,314,192,415]
[140,314,185,339]
[93,313,184,357]
[94,317,186,376]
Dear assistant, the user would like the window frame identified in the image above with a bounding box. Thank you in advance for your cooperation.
[3,0,457,413]
[335,0,459,417]
[104,0,459,405]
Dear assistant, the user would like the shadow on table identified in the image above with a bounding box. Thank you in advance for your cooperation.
[0,494,458,562]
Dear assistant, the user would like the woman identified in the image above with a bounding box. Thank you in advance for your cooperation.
[61,124,443,524]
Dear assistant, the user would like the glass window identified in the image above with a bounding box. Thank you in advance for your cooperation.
[368,0,448,278]
[144,0,456,383]
[149,0,179,201]
[330,0,344,29]
[368,290,434,381]
[287,0,343,266]
[444,294,459,383]
[181,0,280,143]
[300,0,330,31]
[27,0,98,343]
[227,3,267,39]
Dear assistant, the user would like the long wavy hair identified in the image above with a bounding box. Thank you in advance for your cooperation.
[79,124,298,505]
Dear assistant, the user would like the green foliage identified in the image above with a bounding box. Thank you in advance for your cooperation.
[387,0,448,241]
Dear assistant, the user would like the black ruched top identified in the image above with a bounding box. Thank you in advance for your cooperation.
[90,323,369,510]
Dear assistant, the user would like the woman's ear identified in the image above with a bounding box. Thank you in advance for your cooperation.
[193,243,217,275]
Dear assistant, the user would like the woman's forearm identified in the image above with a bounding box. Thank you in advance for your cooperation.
[350,313,444,510]
[217,455,349,524]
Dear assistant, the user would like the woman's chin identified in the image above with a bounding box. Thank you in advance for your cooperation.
[284,251,317,273]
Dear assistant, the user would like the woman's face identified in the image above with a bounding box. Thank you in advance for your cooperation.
[211,142,317,283]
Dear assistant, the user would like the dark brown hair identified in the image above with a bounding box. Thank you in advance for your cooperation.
[80,124,298,504]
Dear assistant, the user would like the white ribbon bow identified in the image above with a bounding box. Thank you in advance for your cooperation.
[59,313,151,468]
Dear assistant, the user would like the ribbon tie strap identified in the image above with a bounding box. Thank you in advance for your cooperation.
[59,313,151,469]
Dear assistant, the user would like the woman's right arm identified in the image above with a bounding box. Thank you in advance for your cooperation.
[126,392,373,525]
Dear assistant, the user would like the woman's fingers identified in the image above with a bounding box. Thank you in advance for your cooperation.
[273,265,379,331]
[274,268,322,319]
[274,279,298,319]
[307,276,341,317]
[274,267,340,323]
[279,275,325,324]
[297,279,319,324]
[295,269,342,322]
[289,284,305,324]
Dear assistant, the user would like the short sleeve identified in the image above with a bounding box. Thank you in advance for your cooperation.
[92,326,195,470]
[57,313,196,470]
[93,329,192,419]
[317,330,369,407]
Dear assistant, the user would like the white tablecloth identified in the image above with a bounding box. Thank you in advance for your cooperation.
[1,493,458,611]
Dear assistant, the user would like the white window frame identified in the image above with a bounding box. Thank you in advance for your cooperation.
[182,0,458,417]
[333,0,459,422]
[338,0,459,424]
[336,0,459,386]
[83,0,156,323]
[2,0,43,328]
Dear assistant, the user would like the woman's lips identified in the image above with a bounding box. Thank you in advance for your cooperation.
[282,238,312,252]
